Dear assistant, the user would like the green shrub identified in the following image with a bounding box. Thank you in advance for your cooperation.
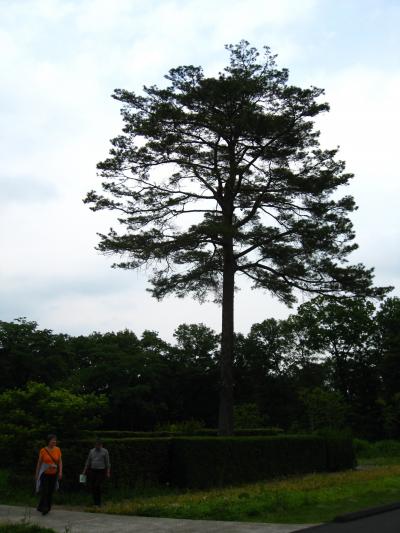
[169,435,351,489]
[353,438,373,457]
[0,383,107,440]
[155,419,206,434]
[355,439,400,459]
[233,403,269,429]
[371,439,400,457]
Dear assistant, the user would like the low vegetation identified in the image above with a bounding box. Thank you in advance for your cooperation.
[101,464,400,524]
[1,440,399,524]
[0,525,56,533]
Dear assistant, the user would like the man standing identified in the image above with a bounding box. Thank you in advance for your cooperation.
[82,439,110,506]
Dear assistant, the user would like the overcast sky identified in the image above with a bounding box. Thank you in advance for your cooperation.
[1,0,399,340]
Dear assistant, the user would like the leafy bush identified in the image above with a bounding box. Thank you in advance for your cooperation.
[0,383,108,474]
[155,419,206,434]
[233,403,268,428]
[353,438,373,457]
[299,388,348,432]
[355,439,400,459]
[0,382,107,440]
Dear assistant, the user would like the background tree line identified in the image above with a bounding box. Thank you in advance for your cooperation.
[1,295,399,440]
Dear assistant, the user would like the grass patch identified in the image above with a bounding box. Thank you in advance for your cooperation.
[0,468,178,510]
[101,465,400,523]
[0,524,56,533]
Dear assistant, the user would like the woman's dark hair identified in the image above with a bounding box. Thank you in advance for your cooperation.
[46,434,57,445]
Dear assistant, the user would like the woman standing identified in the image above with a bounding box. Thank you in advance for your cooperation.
[35,434,63,515]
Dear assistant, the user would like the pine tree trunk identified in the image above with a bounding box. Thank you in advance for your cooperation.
[218,238,235,436]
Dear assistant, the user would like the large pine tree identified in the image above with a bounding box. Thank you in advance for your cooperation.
[85,41,388,434]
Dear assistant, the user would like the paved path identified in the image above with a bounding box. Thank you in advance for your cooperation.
[0,505,315,533]
[301,507,400,532]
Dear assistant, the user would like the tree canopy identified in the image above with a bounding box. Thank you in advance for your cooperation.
[1,296,400,438]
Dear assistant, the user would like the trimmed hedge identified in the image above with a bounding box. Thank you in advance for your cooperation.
[1,435,354,490]
[169,435,350,488]
[325,435,357,472]
[81,427,283,439]
[60,438,170,490]
[233,428,284,437]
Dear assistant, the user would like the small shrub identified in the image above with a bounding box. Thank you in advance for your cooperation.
[370,440,400,457]
[155,420,206,434]
[353,438,373,457]
[233,403,268,429]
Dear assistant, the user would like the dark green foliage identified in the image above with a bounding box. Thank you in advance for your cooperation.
[1,296,400,440]
[354,439,400,459]
[233,403,269,429]
[298,387,348,432]
[68,330,169,431]
[168,436,353,489]
[167,325,220,427]
[0,382,107,443]
[286,296,388,438]
[0,318,73,392]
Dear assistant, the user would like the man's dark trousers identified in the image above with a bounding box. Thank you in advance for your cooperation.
[90,468,106,506]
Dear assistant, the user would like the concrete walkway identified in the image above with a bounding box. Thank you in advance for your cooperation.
[0,504,314,533]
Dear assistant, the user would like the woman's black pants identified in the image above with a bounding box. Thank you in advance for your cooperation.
[37,474,57,513]
[90,468,106,506]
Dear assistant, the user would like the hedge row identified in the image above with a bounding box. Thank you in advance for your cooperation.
[2,435,355,490]
[81,427,283,439]
[169,435,355,488]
